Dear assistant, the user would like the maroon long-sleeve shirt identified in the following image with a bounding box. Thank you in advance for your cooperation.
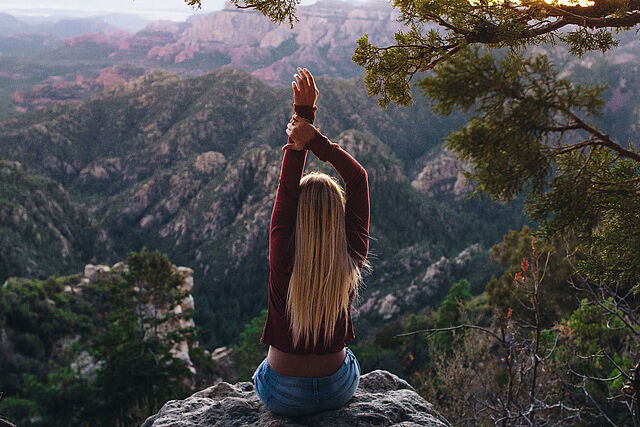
[260,104,370,354]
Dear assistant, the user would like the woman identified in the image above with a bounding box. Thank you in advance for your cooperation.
[252,67,370,416]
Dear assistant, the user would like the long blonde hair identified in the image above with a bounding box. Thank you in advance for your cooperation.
[286,172,363,349]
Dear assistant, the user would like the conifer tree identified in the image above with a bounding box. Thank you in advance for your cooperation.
[94,249,193,425]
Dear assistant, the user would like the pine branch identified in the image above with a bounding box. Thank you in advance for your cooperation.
[553,114,640,162]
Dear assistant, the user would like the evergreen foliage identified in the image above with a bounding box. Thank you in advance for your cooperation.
[350,0,640,108]
[0,275,99,426]
[92,249,194,426]
[233,309,268,381]
[186,0,301,26]
[436,279,472,328]
[434,279,472,351]
[0,250,209,427]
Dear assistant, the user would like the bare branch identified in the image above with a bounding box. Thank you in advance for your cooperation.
[567,371,620,427]
[542,330,561,361]
[395,323,504,341]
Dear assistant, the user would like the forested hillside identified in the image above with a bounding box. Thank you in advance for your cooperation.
[0,160,111,280]
[0,67,526,348]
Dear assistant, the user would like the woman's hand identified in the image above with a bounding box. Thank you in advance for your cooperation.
[292,67,318,107]
[283,114,318,151]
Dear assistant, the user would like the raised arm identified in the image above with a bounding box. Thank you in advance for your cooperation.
[269,68,319,277]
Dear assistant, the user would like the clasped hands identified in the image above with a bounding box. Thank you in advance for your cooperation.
[283,67,319,151]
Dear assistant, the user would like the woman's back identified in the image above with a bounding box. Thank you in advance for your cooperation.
[267,345,346,377]
[260,67,369,361]
[253,67,369,416]
[259,114,370,356]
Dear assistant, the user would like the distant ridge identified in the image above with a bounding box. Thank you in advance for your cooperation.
[0,12,29,35]
[1,1,402,116]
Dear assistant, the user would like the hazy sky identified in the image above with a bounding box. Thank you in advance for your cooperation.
[0,0,321,21]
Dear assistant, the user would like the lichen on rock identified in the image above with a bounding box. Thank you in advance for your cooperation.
[142,370,450,427]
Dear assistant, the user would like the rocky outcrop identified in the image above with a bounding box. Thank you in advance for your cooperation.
[355,244,486,323]
[66,262,199,375]
[209,346,238,381]
[145,1,402,86]
[165,266,198,374]
[411,148,473,198]
[142,370,450,427]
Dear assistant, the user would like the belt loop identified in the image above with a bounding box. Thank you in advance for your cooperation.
[313,378,319,397]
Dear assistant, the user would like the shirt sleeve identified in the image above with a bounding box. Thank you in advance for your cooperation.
[268,105,317,286]
[307,132,370,268]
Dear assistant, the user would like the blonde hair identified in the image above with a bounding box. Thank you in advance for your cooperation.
[286,172,363,350]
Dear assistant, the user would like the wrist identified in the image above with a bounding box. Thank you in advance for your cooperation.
[304,129,324,151]
[293,104,317,123]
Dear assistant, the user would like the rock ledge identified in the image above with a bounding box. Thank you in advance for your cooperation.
[142,369,450,426]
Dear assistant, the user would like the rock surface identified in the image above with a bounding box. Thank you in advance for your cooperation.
[354,244,486,324]
[411,148,473,198]
[142,370,450,427]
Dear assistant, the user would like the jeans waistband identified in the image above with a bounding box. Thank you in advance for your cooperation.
[264,347,357,387]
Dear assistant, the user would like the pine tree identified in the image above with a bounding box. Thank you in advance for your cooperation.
[94,249,194,426]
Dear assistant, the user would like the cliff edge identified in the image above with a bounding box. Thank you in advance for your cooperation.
[142,369,450,426]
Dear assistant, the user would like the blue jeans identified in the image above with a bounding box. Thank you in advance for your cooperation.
[252,347,360,416]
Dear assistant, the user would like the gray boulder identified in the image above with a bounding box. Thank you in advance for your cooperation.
[142,370,450,426]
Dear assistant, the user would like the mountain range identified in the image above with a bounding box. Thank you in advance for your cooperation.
[0,11,151,36]
[2,0,639,349]
[0,66,526,347]
[0,1,402,117]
